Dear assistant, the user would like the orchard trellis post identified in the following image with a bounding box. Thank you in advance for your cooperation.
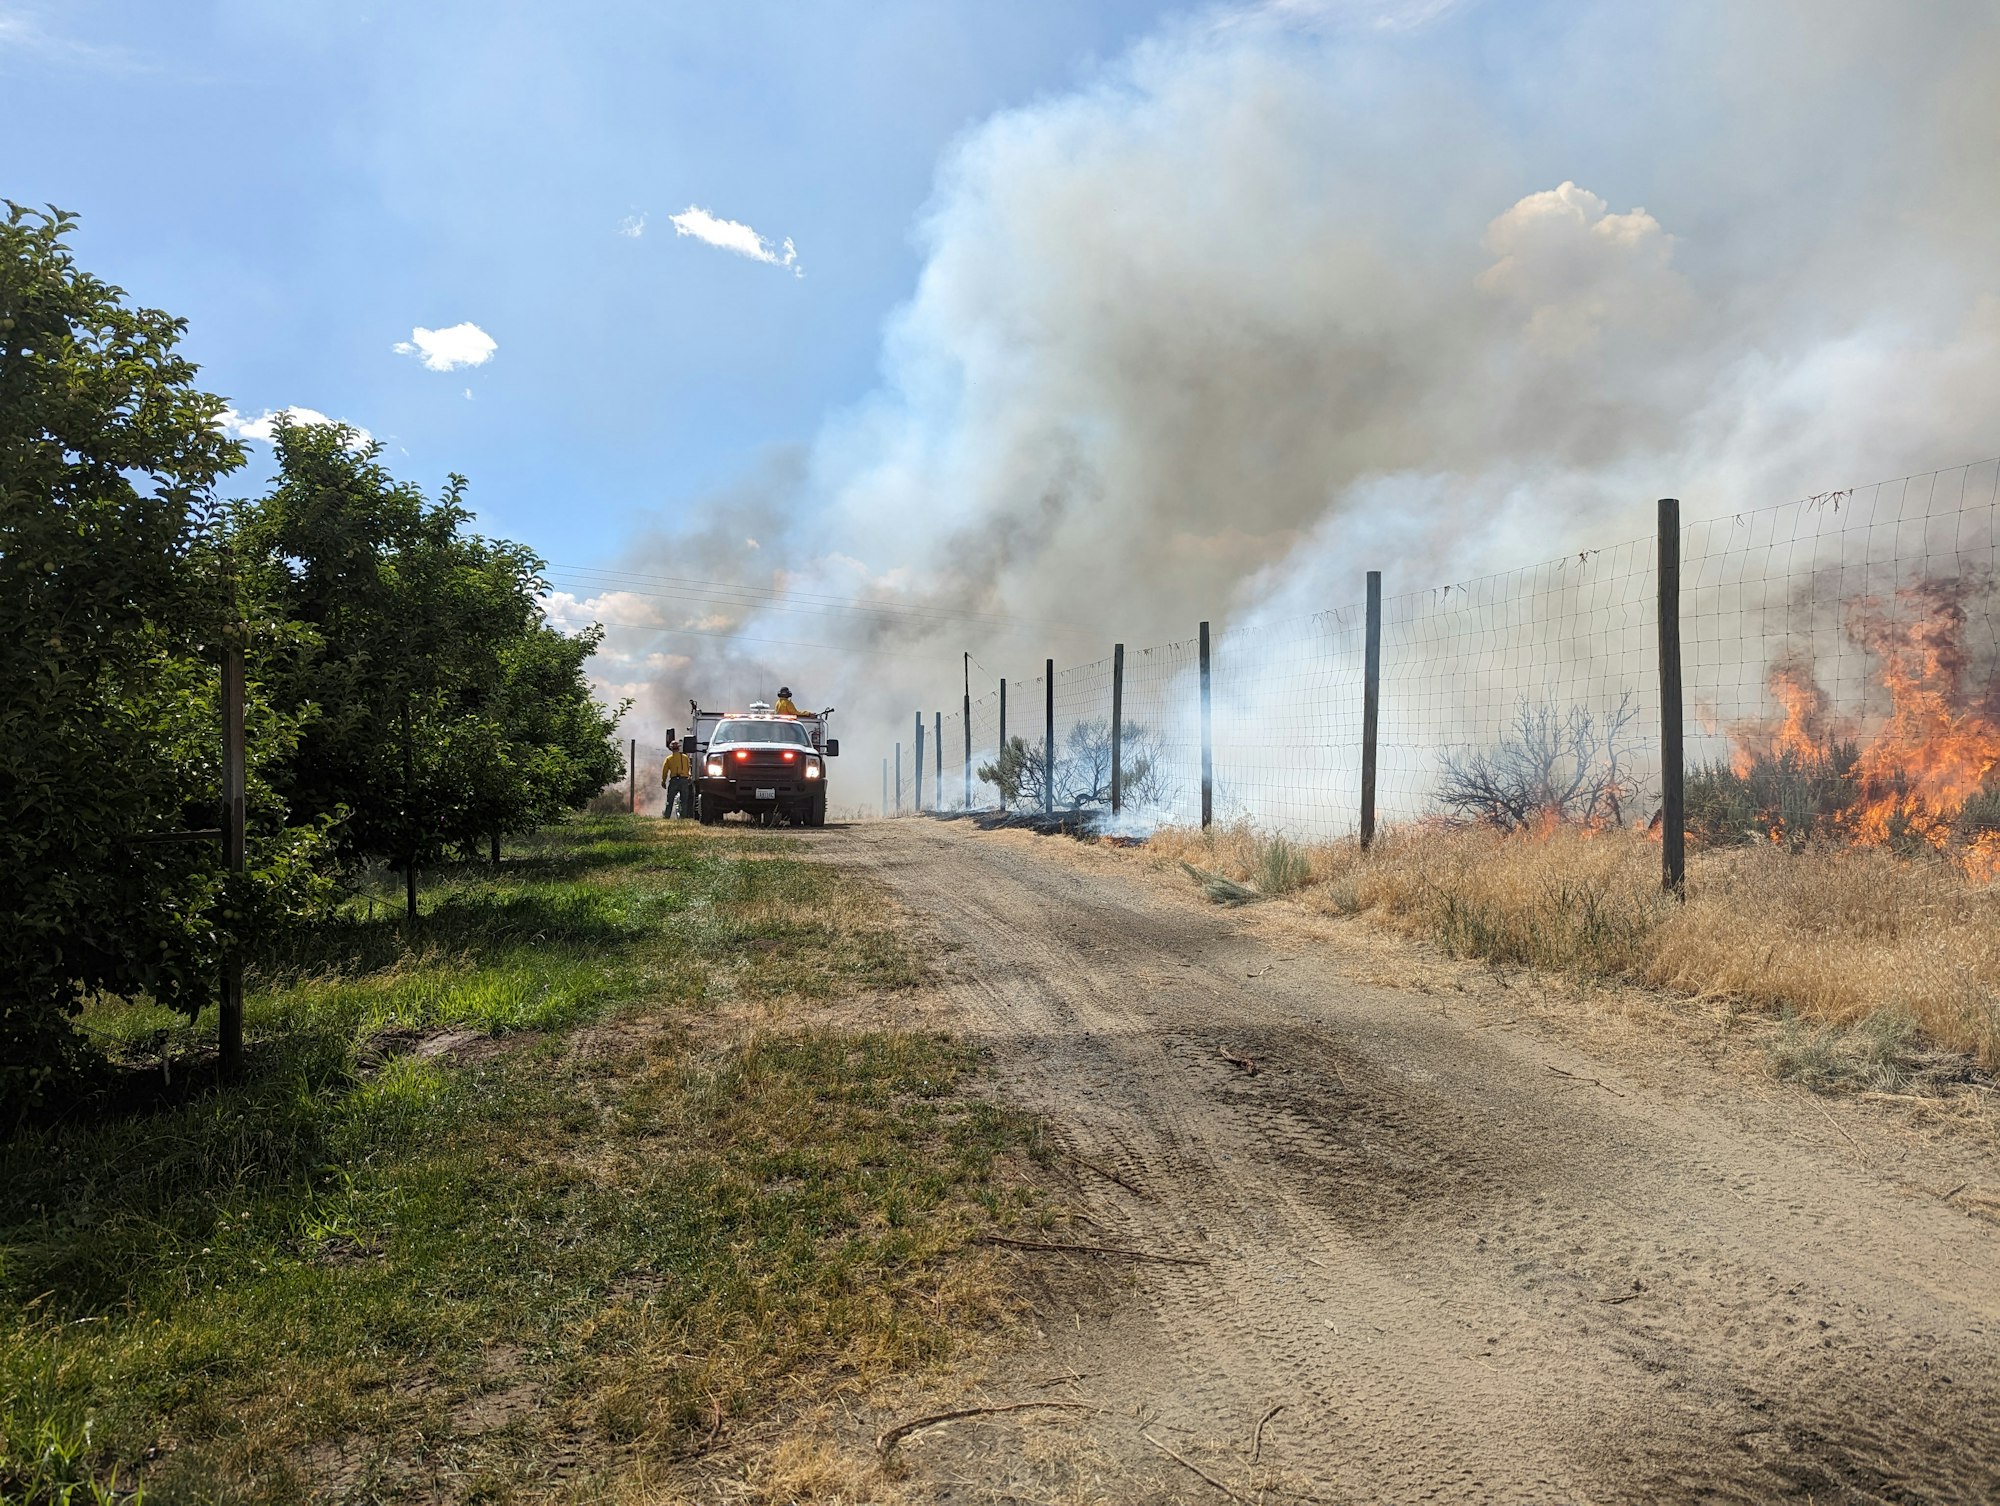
[220,592,246,1077]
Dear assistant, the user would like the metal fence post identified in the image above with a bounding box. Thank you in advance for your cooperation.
[1199,622,1213,829]
[963,654,973,810]
[1658,497,1686,898]
[220,598,245,1077]
[1110,642,1125,814]
[998,678,1008,810]
[914,713,925,813]
[1043,660,1055,816]
[1361,571,1381,850]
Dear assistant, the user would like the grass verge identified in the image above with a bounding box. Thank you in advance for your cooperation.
[1144,822,2000,1078]
[1,816,1034,1504]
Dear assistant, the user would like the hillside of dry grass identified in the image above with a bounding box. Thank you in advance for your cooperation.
[1146,823,2000,1077]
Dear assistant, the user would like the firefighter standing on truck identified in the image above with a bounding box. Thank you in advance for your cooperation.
[661,731,694,819]
[774,687,802,716]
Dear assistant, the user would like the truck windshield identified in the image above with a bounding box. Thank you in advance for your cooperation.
[713,720,812,746]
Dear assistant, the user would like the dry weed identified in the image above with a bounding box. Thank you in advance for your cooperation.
[1140,822,2000,1068]
[751,1433,905,1505]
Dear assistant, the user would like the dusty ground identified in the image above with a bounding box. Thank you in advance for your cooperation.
[828,818,2000,1506]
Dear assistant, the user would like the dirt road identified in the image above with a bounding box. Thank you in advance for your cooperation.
[834,820,2000,1505]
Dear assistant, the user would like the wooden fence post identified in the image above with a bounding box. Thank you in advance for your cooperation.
[628,737,636,813]
[220,596,245,1077]
[1199,622,1213,829]
[882,756,888,818]
[963,653,973,810]
[934,710,942,811]
[1361,571,1381,851]
[895,742,902,814]
[1658,497,1686,898]
[1110,643,1125,814]
[914,713,924,813]
[1043,660,1055,816]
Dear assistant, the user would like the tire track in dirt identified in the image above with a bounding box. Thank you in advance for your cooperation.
[835,822,2000,1504]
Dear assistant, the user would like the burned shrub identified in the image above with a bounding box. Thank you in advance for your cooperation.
[1435,695,1640,831]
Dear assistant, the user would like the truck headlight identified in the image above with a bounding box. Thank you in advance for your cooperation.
[705,759,724,777]
[804,761,821,780]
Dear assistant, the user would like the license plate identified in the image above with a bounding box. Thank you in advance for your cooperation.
[754,788,776,800]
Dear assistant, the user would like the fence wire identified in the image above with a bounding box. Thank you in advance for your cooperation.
[929,457,2000,840]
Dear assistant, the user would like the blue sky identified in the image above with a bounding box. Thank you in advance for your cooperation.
[1,0,1184,554]
[10,0,1998,780]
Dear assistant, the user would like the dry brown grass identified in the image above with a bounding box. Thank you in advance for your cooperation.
[1143,822,2000,1071]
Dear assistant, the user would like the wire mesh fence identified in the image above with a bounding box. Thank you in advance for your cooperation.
[909,457,2000,863]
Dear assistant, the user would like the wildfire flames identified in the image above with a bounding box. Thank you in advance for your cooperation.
[1725,579,2000,879]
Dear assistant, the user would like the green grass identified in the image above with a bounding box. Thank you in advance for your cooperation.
[1250,834,1312,897]
[1768,1007,1926,1093]
[1,817,1029,1503]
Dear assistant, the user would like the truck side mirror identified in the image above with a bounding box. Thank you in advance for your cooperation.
[681,736,696,755]
[825,739,840,757]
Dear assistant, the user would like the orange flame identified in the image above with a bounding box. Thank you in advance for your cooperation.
[1728,657,1832,776]
[1727,580,2000,878]
[1843,583,2000,851]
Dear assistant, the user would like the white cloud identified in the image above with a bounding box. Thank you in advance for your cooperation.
[539,588,667,629]
[617,212,647,238]
[216,405,372,449]
[0,9,147,70]
[1476,181,1689,353]
[393,322,497,371]
[1229,0,1467,32]
[668,206,802,276]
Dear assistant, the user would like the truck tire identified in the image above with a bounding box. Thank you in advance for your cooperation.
[698,793,725,825]
[807,795,827,827]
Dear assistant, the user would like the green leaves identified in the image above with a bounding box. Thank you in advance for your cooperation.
[233,425,623,877]
[0,204,253,1114]
[1,207,619,1116]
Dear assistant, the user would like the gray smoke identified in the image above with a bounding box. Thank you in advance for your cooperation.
[580,0,2000,807]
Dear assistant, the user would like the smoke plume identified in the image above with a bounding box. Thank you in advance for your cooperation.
[575,0,2000,808]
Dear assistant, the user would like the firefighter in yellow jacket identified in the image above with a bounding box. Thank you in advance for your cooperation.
[774,687,802,716]
[660,733,695,819]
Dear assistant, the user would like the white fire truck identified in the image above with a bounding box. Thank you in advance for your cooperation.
[684,702,839,827]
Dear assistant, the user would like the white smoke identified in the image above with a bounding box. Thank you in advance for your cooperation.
[593,0,2000,815]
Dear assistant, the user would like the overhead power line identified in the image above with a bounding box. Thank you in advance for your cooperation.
[544,561,1094,638]
[541,606,940,665]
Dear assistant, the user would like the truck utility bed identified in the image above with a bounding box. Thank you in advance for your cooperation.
[685,703,838,827]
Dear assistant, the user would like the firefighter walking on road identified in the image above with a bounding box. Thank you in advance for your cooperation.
[661,732,695,819]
